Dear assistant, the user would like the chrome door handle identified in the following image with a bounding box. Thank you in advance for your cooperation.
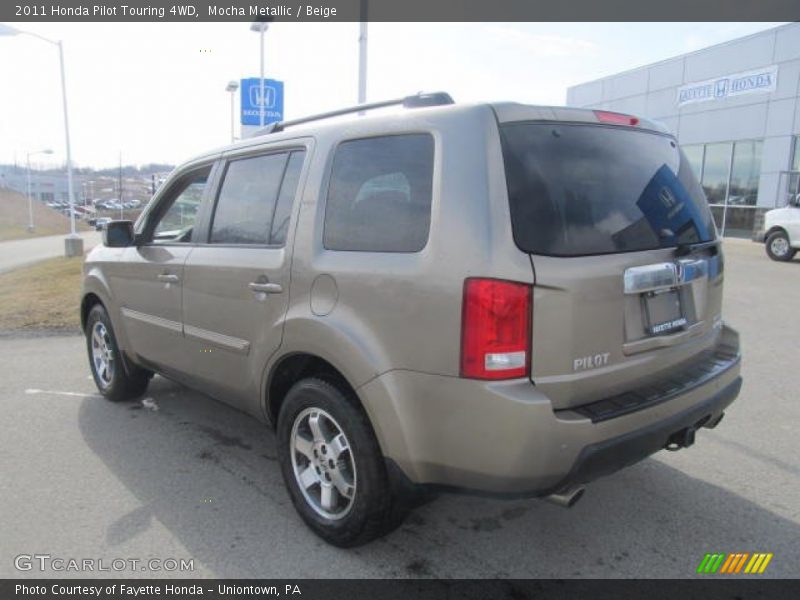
[157,273,180,283]
[249,281,283,294]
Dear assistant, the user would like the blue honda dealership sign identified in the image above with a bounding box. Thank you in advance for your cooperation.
[241,78,284,126]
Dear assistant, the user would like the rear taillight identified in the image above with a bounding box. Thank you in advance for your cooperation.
[460,278,531,380]
[594,110,639,126]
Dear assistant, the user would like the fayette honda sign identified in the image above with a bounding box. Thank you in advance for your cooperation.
[241,78,284,126]
[677,65,779,107]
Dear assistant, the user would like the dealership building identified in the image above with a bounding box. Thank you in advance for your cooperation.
[567,22,800,238]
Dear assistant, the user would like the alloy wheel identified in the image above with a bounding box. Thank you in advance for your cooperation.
[90,321,115,388]
[290,407,357,520]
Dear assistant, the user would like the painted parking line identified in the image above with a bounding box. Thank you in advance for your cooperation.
[25,388,101,399]
[25,389,161,413]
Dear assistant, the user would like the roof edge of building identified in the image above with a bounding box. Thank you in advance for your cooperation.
[566,22,795,93]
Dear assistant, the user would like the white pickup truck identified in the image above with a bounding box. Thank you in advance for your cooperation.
[763,196,800,261]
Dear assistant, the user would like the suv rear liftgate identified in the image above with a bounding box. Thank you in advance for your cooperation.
[497,112,740,492]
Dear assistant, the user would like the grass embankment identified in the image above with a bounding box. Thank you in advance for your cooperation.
[0,256,83,332]
[0,187,91,241]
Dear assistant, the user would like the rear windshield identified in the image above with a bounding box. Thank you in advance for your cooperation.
[499,122,716,257]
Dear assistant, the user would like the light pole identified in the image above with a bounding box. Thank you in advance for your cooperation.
[250,21,270,128]
[359,0,368,106]
[0,24,82,256]
[26,148,53,233]
[225,80,239,143]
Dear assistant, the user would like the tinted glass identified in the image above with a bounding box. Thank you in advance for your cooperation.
[152,168,210,243]
[500,123,715,257]
[210,152,288,245]
[729,140,762,206]
[701,142,732,205]
[269,151,305,246]
[682,144,704,179]
[712,206,756,238]
[324,134,434,252]
[792,136,800,172]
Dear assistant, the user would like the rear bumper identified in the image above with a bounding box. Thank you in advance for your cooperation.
[359,324,741,496]
[542,374,739,497]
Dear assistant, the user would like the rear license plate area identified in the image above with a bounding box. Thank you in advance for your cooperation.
[642,288,687,335]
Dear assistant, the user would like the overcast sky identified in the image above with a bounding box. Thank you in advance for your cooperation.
[0,21,785,169]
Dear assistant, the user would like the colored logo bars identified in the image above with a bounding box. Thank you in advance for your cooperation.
[696,552,774,574]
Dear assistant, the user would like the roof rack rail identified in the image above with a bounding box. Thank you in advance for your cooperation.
[255,91,454,136]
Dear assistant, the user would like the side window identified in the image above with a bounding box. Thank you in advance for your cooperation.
[323,134,434,252]
[270,150,306,246]
[210,152,289,245]
[150,166,211,243]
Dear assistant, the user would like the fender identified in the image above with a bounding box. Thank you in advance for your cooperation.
[259,308,393,425]
[81,266,135,360]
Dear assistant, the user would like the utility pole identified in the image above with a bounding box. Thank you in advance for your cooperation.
[358,0,368,111]
[118,152,123,220]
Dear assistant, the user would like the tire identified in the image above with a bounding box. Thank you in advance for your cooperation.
[276,378,402,547]
[85,304,149,402]
[765,231,796,262]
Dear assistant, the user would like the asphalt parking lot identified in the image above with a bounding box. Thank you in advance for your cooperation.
[0,239,798,579]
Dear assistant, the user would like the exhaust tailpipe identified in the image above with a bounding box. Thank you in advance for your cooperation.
[544,485,585,508]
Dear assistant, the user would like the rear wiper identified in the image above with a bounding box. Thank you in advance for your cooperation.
[674,239,720,257]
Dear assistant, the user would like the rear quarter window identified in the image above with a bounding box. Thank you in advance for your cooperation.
[323,134,434,252]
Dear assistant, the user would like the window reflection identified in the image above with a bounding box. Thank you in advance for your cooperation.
[682,145,704,180]
[701,143,732,205]
[729,141,762,207]
[683,139,764,238]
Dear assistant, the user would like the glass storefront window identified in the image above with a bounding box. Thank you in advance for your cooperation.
[728,140,762,207]
[686,139,764,237]
[701,142,733,205]
[787,136,800,207]
[680,139,765,237]
[682,145,705,180]
[721,207,757,238]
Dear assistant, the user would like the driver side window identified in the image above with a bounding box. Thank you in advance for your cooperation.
[150,167,210,244]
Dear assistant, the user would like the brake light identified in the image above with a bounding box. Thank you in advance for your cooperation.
[594,110,639,126]
[460,278,531,380]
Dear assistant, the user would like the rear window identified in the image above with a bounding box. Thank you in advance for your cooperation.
[499,123,716,257]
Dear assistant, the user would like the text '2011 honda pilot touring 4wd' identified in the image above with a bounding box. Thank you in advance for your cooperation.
[82,93,741,546]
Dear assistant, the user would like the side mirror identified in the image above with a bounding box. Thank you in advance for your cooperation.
[103,220,136,247]
[791,194,800,208]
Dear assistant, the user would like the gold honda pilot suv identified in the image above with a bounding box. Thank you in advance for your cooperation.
[81,93,742,546]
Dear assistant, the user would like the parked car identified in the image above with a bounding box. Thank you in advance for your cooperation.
[81,94,741,547]
[93,217,112,231]
[762,195,800,261]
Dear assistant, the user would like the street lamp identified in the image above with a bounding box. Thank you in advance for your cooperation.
[0,24,82,256]
[26,148,53,233]
[250,21,270,128]
[225,80,239,143]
